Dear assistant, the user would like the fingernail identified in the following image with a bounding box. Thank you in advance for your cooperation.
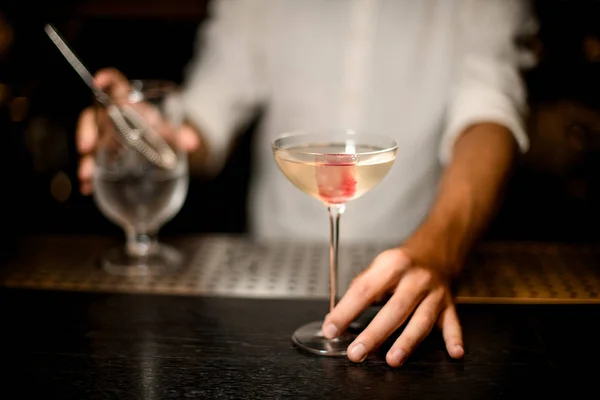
[349,342,367,362]
[322,323,339,339]
[453,344,464,357]
[388,348,406,365]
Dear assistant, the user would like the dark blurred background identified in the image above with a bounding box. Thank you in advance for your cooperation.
[1,0,600,247]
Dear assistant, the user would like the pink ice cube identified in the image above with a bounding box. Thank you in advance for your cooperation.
[315,154,357,204]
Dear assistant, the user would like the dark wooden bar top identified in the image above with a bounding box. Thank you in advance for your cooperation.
[0,288,598,399]
[1,235,600,398]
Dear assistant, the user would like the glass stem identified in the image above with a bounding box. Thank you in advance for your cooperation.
[125,227,157,258]
[327,203,346,313]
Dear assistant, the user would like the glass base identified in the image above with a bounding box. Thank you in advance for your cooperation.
[292,321,357,356]
[100,243,183,277]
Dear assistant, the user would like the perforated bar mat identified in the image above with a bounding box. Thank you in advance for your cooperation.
[1,236,600,304]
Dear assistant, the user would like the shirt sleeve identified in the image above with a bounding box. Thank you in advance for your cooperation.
[175,0,268,174]
[439,0,539,165]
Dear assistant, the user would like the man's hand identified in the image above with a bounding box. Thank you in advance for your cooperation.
[75,68,200,195]
[324,123,518,367]
[323,247,463,367]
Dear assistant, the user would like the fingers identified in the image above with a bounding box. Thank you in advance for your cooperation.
[323,248,411,339]
[75,68,128,196]
[438,303,464,359]
[76,107,97,154]
[76,67,125,152]
[345,268,432,363]
[385,288,445,367]
[78,155,95,195]
[94,68,130,100]
[76,107,97,195]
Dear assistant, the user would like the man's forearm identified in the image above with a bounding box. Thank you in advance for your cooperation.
[403,122,518,277]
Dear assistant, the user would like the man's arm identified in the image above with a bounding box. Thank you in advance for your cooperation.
[403,122,517,278]
[324,0,536,367]
[415,0,538,270]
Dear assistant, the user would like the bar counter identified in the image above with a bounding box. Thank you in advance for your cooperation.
[1,235,599,398]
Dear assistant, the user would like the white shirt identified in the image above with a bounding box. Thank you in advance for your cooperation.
[176,0,536,243]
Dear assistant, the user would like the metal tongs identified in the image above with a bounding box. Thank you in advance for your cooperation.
[44,24,177,170]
